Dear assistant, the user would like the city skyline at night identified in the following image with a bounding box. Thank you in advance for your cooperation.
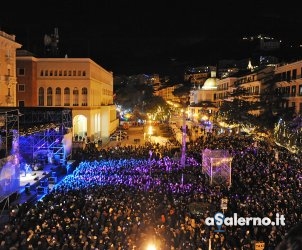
[1,1,302,75]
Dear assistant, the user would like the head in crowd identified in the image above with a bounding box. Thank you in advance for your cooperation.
[276,223,302,250]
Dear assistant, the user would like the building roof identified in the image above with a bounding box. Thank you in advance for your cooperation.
[201,71,218,90]
[202,77,217,90]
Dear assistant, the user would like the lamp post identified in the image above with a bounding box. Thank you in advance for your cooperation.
[180,96,189,169]
[180,108,186,169]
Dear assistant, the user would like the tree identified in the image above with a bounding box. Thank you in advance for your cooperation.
[172,84,191,102]
[217,87,254,125]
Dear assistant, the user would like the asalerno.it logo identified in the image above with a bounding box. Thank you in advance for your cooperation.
[205,212,285,232]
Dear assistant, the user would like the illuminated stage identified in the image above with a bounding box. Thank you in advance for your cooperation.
[0,163,66,226]
[19,165,55,191]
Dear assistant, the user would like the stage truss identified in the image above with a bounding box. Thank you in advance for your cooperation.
[18,107,72,166]
[0,109,20,209]
[202,149,233,186]
[0,108,72,211]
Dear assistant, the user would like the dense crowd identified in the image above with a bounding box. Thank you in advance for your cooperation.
[1,131,301,249]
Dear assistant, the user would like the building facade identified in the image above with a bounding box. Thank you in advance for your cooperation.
[16,53,118,141]
[0,30,22,106]
[274,60,302,114]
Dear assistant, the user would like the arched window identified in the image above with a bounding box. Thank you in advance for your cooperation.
[64,87,70,106]
[55,87,61,106]
[82,87,88,106]
[38,87,44,106]
[47,87,53,106]
[73,87,79,106]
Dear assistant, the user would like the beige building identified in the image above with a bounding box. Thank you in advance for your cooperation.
[215,66,275,116]
[16,55,119,141]
[0,30,22,106]
[274,60,302,113]
[216,77,237,106]
[189,71,218,104]
[232,66,275,115]
[188,72,218,123]
[156,84,181,103]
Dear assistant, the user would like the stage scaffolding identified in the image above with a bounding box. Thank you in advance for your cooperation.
[0,108,72,211]
[0,109,21,210]
[18,107,72,166]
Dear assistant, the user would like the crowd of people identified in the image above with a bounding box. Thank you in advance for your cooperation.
[0,128,301,249]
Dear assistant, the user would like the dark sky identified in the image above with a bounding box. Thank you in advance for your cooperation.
[1,0,302,75]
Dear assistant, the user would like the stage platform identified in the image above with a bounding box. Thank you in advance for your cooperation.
[16,163,65,204]
[0,163,68,225]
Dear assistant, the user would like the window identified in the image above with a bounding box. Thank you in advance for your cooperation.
[18,84,25,92]
[255,86,260,95]
[38,87,44,106]
[282,72,286,81]
[292,69,297,80]
[292,86,296,96]
[275,73,281,81]
[286,71,291,81]
[17,68,25,76]
[299,85,302,96]
[73,88,79,106]
[18,100,25,107]
[64,87,70,106]
[55,87,61,106]
[82,87,88,106]
[47,87,53,106]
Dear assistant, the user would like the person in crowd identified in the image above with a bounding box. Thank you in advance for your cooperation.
[0,130,301,249]
[275,223,302,250]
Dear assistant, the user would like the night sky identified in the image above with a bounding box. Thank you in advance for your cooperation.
[1,0,302,75]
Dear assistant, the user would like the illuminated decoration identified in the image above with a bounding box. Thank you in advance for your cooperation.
[274,116,302,154]
[202,149,232,186]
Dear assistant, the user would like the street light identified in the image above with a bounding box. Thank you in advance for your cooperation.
[179,96,190,169]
